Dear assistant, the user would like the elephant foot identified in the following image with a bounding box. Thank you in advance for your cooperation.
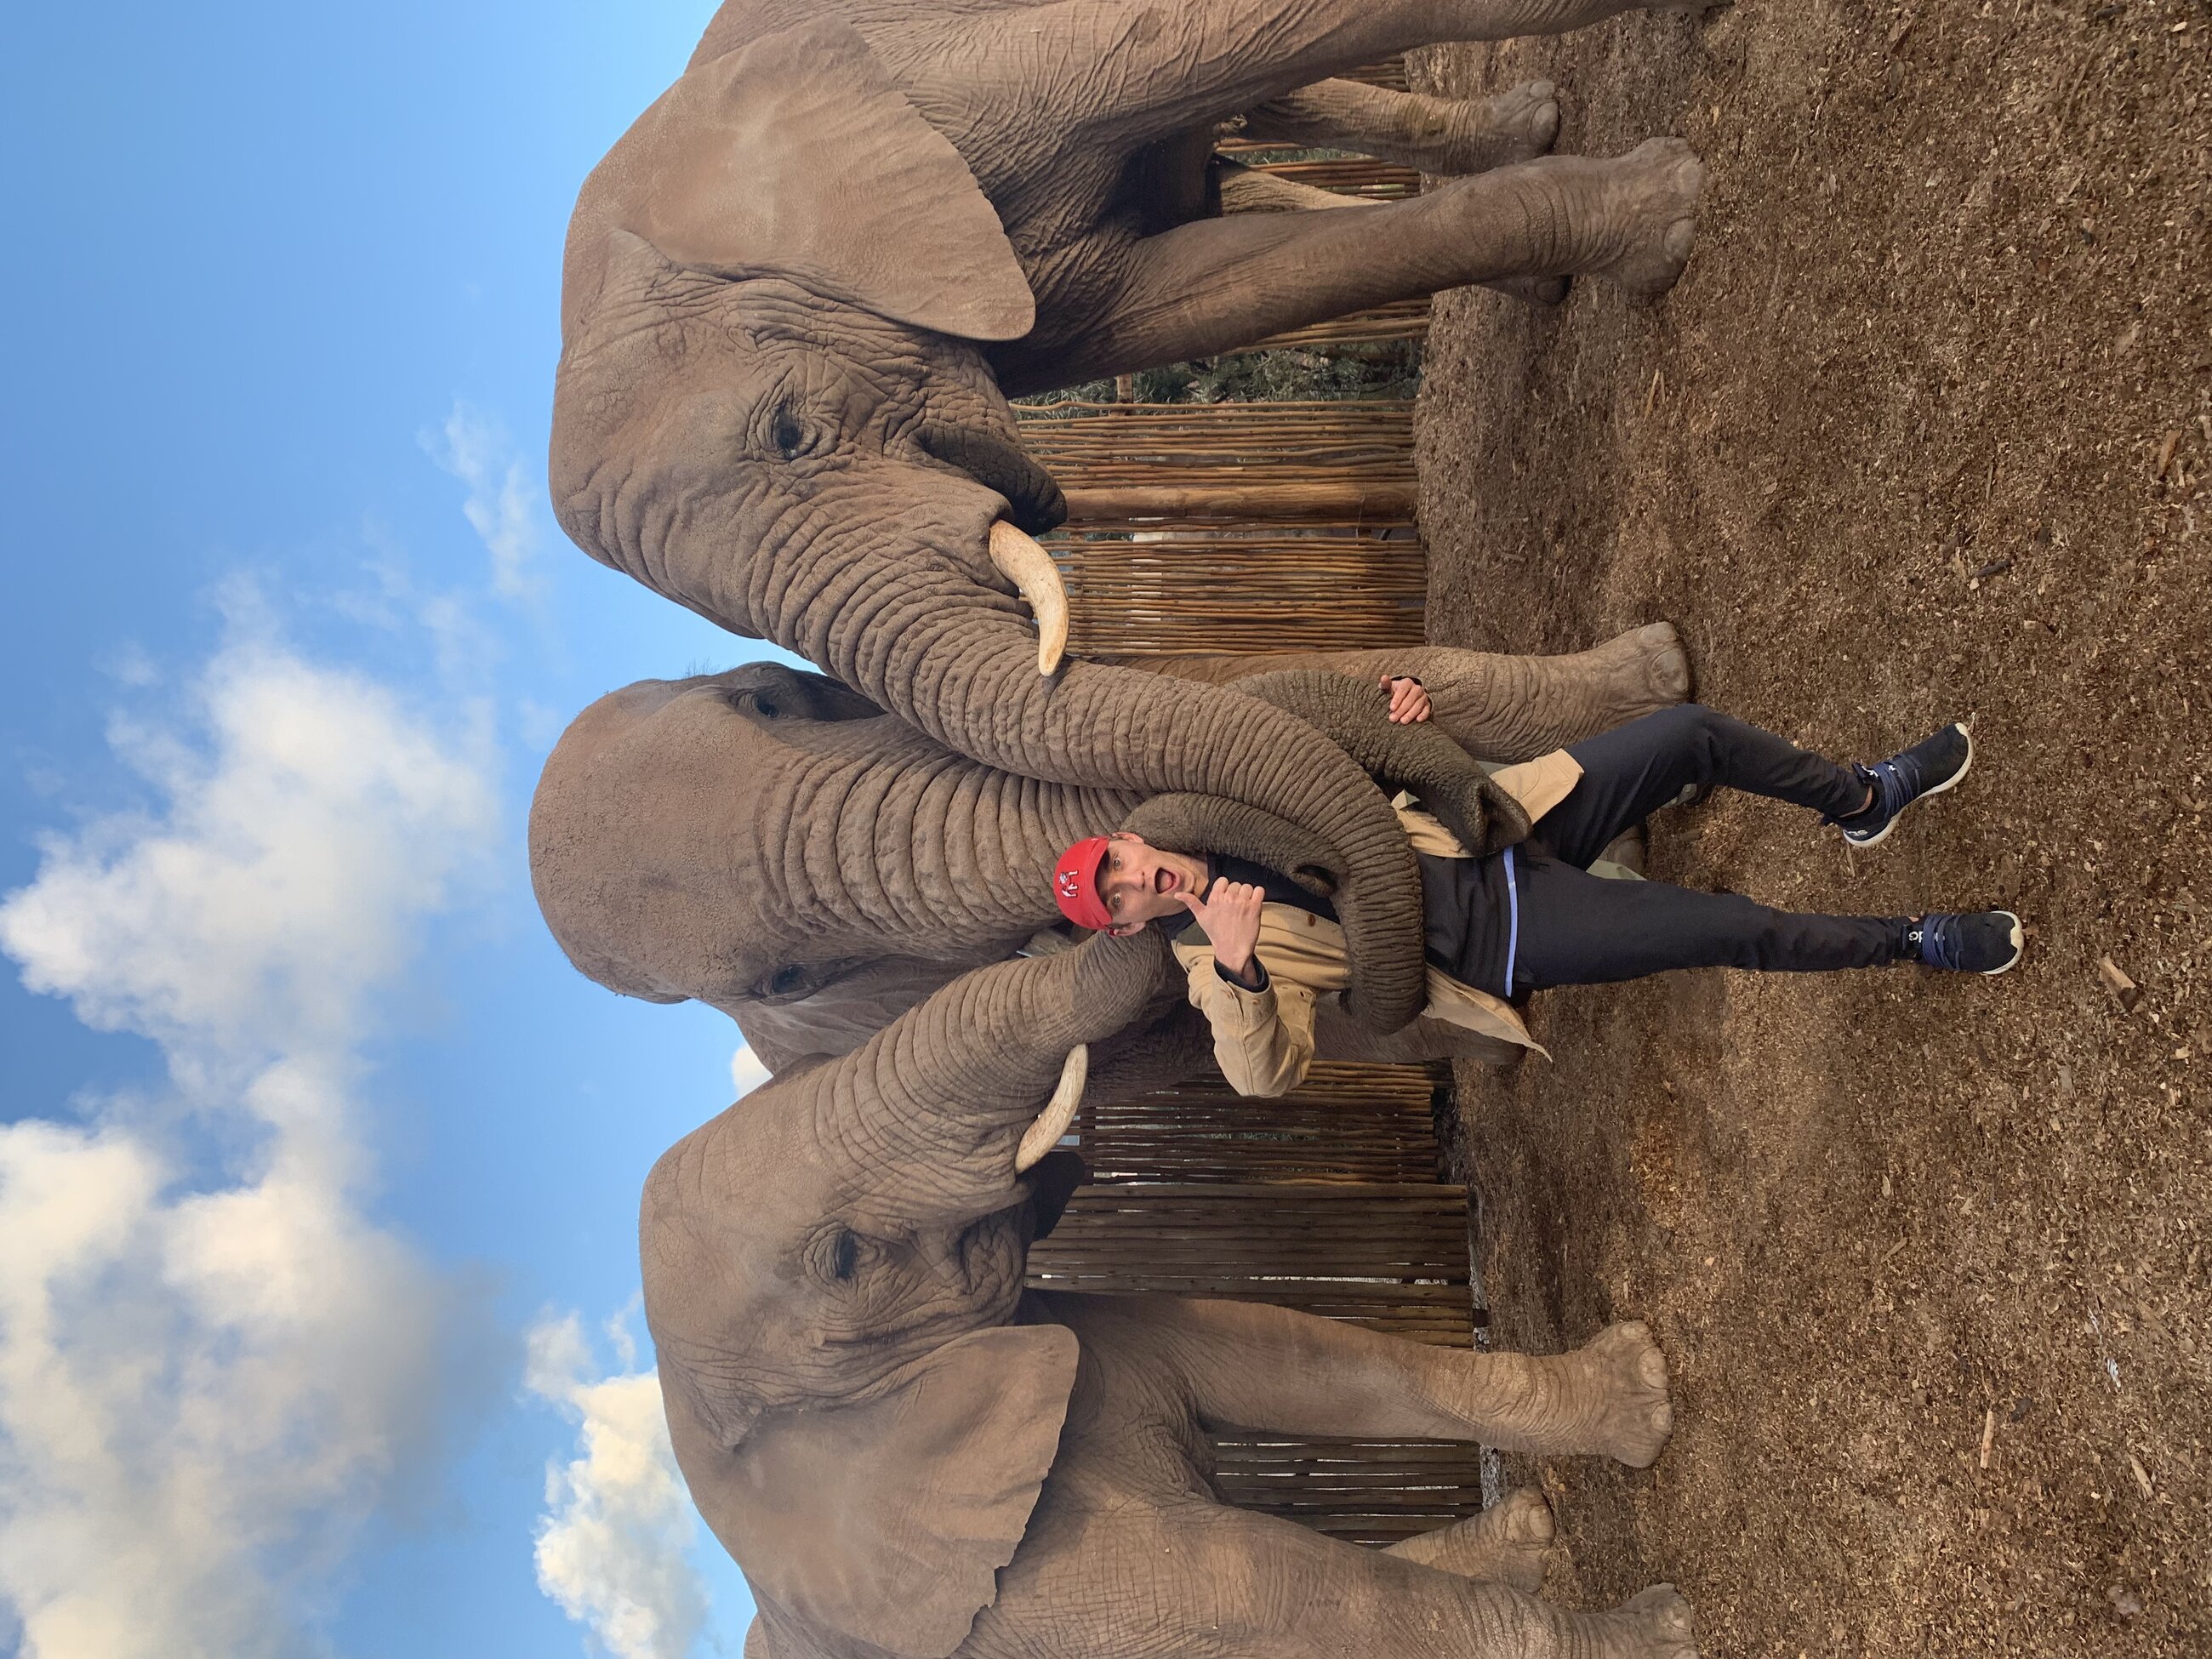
[1594,1586,1702,1659]
[1485,272,1571,307]
[1627,620,1694,706]
[1568,1320,1674,1468]
[1595,824,1647,876]
[1593,140,1703,296]
[1383,1487,1554,1592]
[1512,140,1704,297]
[1445,79,1560,173]
[1576,621,1695,722]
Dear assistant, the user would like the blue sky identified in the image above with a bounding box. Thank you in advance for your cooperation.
[1,3,776,1654]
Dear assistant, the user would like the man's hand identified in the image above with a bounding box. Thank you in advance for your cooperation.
[1179,881,1266,986]
[1382,675,1431,724]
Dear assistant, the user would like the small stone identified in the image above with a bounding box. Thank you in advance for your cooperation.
[2107,1584,2144,1618]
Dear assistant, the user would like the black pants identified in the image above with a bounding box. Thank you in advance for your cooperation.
[1507,705,1909,993]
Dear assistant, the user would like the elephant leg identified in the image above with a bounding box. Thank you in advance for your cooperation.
[1212,162,1565,306]
[1244,77,1562,174]
[985,1495,1697,1659]
[887,0,1719,162]
[1382,1486,1557,1593]
[1126,626,1695,762]
[1146,1294,1676,1466]
[1017,140,1703,382]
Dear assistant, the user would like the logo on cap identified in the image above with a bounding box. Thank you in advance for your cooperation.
[1051,835,1114,932]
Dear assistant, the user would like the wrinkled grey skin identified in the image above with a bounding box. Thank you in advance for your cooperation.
[644,930,1700,1659]
[528,626,1689,1074]
[552,0,1713,1033]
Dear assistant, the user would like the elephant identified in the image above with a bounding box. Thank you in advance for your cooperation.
[641,926,1700,1658]
[527,626,1690,1074]
[550,0,1713,1035]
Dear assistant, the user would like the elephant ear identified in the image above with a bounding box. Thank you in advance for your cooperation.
[581,17,1035,341]
[665,1324,1078,1659]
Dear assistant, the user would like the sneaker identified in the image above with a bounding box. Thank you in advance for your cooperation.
[1832,722,1975,847]
[1908,911,2024,975]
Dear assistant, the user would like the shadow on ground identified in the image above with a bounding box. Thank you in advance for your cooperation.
[1412,5,2208,1654]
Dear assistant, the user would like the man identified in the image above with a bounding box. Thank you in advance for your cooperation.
[1052,682,2022,1097]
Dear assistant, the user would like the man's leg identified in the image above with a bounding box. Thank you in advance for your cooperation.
[1512,852,1907,989]
[1532,704,1867,870]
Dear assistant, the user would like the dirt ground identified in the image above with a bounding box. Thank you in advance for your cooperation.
[1408,3,2209,1654]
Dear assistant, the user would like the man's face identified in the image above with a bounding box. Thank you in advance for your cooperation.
[1096,833,1208,936]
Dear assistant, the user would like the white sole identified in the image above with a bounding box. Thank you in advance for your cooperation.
[1979,910,2026,976]
[1841,723,1974,849]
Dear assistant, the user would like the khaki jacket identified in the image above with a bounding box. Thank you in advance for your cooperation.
[1172,751,1583,1097]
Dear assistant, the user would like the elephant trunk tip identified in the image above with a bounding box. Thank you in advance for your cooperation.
[988,521,1069,677]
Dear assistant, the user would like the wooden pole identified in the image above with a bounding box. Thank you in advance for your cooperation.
[1061,482,1418,520]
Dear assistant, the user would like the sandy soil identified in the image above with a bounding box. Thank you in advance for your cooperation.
[1409,3,2209,1654]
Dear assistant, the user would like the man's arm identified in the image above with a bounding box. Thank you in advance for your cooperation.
[1183,879,1268,987]
[1179,944,1319,1097]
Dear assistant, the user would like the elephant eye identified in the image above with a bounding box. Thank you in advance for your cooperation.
[830,1229,860,1282]
[763,397,816,462]
[716,684,787,721]
[765,964,807,996]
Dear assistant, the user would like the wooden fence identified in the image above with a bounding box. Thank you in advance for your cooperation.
[1254,298,1431,352]
[1020,385,1486,1547]
[1217,148,1425,202]
[1015,400,1426,657]
[1028,1066,1488,1545]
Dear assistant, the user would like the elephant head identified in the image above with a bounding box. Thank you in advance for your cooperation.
[530,659,1440,1064]
[552,16,1424,1029]
[528,660,1136,1018]
[641,930,1166,1658]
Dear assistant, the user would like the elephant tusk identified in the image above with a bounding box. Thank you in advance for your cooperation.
[988,520,1069,677]
[1014,1045,1086,1172]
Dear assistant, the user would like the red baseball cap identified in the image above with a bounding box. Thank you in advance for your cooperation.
[1052,835,1114,931]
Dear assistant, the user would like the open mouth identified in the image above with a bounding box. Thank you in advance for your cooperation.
[1154,867,1177,897]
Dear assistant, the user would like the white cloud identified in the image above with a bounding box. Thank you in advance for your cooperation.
[729,1045,771,1100]
[429,402,543,603]
[525,1311,707,1659]
[0,636,499,1659]
[4,644,494,1054]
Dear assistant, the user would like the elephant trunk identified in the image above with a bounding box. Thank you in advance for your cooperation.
[784,524,1424,1031]
[846,931,1168,1215]
[779,738,1138,955]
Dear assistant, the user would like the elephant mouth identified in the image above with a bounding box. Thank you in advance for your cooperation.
[1012,1045,1087,1172]
[915,422,1066,533]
